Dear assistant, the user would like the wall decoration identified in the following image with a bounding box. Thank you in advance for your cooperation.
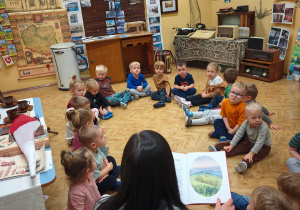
[272,3,294,24]
[267,27,290,49]
[116,10,125,18]
[81,0,91,7]
[0,0,6,8]
[287,26,300,81]
[2,55,14,66]
[8,9,72,79]
[5,0,61,12]
[108,1,115,10]
[160,0,178,14]
[146,0,164,50]
[255,0,272,20]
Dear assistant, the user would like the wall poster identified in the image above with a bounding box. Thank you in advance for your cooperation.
[287,26,300,81]
[8,9,72,79]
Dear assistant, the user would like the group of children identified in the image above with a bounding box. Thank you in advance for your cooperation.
[60,59,299,209]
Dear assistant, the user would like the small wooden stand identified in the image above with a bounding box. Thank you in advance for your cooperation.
[239,58,284,82]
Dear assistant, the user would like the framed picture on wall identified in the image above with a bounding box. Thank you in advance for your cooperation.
[160,0,178,14]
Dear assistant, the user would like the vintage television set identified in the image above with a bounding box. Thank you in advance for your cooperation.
[217,11,255,36]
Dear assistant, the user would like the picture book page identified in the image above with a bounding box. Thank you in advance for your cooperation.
[0,144,46,180]
[172,152,188,205]
[186,151,231,204]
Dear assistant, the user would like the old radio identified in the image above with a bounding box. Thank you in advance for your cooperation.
[215,25,239,40]
[244,65,269,78]
[238,27,250,38]
[245,49,280,62]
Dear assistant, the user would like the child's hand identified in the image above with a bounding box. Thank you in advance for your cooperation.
[244,152,254,163]
[137,86,143,92]
[181,86,188,91]
[269,123,282,130]
[201,92,208,98]
[166,92,170,97]
[215,198,234,210]
[107,106,113,113]
[223,145,234,152]
[268,111,275,116]
[106,162,113,171]
[100,109,107,115]
[98,175,108,183]
[228,128,235,135]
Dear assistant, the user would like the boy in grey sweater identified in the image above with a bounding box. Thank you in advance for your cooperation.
[223,102,272,173]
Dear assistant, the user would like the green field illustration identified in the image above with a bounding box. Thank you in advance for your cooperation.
[189,156,222,197]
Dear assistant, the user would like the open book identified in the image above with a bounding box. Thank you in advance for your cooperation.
[172,151,231,205]
[0,144,46,180]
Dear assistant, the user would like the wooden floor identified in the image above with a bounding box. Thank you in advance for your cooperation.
[7,67,300,209]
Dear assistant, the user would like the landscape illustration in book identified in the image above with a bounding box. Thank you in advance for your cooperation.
[189,156,222,197]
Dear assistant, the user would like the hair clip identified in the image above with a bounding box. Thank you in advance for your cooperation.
[66,107,75,113]
[70,152,74,155]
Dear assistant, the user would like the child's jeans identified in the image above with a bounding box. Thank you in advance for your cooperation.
[107,89,131,105]
[211,119,247,141]
[96,156,120,194]
[151,88,168,102]
[129,85,151,97]
[231,192,249,210]
[186,94,212,106]
[209,94,224,108]
[286,157,300,173]
[171,87,196,98]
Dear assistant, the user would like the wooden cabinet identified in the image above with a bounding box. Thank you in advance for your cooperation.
[239,58,284,82]
[217,11,255,36]
[85,33,154,83]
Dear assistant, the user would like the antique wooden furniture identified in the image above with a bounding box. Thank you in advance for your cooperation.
[85,33,155,83]
[239,58,284,82]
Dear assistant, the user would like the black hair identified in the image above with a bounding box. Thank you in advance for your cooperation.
[97,130,187,210]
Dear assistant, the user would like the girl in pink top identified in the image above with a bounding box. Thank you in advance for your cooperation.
[66,108,94,152]
[61,146,101,210]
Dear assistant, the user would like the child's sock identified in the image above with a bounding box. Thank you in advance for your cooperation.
[182,104,193,117]
[153,101,165,108]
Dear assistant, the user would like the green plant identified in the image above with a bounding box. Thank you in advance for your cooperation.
[255,0,272,19]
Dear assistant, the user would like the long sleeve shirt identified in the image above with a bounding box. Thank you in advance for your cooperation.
[230,121,272,154]
[127,73,148,89]
[153,73,171,93]
[245,100,272,125]
[85,91,110,109]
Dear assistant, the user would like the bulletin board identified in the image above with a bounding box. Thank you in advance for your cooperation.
[8,9,72,79]
[81,0,145,37]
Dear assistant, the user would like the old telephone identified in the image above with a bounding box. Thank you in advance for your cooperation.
[174,27,196,37]
[196,23,206,30]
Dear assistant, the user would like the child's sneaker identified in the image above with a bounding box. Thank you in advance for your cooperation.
[120,102,127,109]
[153,102,165,108]
[182,104,193,117]
[185,116,192,127]
[166,96,171,103]
[235,161,248,173]
[208,145,217,152]
[133,94,139,100]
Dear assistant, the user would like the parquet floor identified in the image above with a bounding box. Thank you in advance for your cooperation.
[6,67,300,209]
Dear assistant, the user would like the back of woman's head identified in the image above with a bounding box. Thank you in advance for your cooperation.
[98,130,187,210]
[66,108,92,130]
[251,186,294,210]
[61,146,92,184]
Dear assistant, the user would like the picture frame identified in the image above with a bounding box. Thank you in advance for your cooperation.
[160,0,178,14]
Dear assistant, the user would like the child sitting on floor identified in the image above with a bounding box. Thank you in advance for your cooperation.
[286,132,300,173]
[61,147,101,210]
[199,68,238,111]
[244,83,281,130]
[95,65,133,109]
[208,81,247,145]
[66,75,85,145]
[151,61,171,108]
[217,102,272,174]
[66,108,93,152]
[172,60,196,107]
[85,79,113,119]
[78,125,120,194]
[127,61,151,99]
[186,62,226,107]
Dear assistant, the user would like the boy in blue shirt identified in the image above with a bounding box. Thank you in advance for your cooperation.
[127,61,151,99]
[171,60,196,107]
